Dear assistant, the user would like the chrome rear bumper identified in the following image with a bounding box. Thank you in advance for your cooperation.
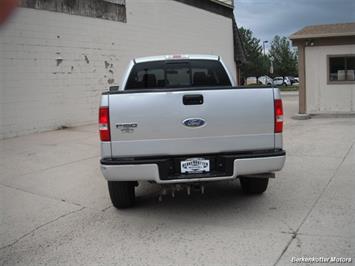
[100,150,286,184]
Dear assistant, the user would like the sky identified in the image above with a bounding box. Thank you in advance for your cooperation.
[234,0,355,47]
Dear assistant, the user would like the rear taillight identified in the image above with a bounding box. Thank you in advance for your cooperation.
[99,106,110,141]
[274,99,283,133]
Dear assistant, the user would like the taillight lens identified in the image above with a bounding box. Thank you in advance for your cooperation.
[274,99,283,133]
[99,106,110,141]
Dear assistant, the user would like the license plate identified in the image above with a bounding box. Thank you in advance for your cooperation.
[180,158,210,174]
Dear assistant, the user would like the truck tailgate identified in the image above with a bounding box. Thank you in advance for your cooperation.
[109,88,275,157]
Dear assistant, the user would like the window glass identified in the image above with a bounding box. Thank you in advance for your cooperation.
[190,60,231,87]
[346,56,355,81]
[166,63,190,87]
[329,56,355,82]
[125,59,231,90]
[125,61,165,89]
[329,57,345,81]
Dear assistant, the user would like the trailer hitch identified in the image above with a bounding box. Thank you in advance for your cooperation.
[158,183,205,202]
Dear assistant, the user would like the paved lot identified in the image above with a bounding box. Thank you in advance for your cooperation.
[0,93,354,265]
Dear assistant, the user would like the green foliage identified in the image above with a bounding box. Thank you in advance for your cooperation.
[269,35,298,77]
[239,27,268,78]
[238,27,298,79]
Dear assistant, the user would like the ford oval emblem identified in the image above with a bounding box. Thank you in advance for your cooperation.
[183,118,206,128]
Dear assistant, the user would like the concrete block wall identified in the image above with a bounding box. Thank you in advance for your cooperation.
[0,0,236,139]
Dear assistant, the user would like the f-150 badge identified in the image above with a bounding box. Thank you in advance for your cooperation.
[116,123,137,133]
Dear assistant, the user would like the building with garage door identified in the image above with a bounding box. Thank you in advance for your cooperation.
[0,0,245,139]
[290,22,355,115]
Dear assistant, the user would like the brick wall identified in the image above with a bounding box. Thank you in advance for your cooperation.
[0,0,236,139]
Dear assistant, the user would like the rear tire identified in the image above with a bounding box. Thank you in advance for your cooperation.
[108,181,135,208]
[240,177,269,194]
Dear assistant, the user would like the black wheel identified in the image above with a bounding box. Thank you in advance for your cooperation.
[108,181,135,208]
[283,82,287,86]
[239,177,269,194]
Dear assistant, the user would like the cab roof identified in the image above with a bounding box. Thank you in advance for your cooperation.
[134,54,220,64]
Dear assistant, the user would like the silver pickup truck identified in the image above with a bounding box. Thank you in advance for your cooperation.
[99,54,285,208]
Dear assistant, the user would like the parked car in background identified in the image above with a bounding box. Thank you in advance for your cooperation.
[258,75,273,85]
[246,76,273,86]
[273,76,291,86]
[246,76,257,85]
[287,76,298,85]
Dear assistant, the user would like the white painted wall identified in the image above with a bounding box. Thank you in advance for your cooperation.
[0,1,236,139]
[305,44,355,114]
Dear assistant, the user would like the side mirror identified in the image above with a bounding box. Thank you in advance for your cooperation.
[109,85,119,92]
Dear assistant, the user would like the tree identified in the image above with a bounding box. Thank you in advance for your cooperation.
[269,35,298,77]
[239,27,269,79]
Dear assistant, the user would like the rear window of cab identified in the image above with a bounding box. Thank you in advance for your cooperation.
[125,60,231,90]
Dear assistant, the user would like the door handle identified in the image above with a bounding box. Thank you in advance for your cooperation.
[183,94,203,105]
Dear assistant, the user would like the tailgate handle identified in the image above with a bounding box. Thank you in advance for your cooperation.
[183,94,203,105]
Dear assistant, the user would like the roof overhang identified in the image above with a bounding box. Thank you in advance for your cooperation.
[290,32,355,40]
[209,0,233,8]
[174,0,234,18]
[289,22,355,41]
